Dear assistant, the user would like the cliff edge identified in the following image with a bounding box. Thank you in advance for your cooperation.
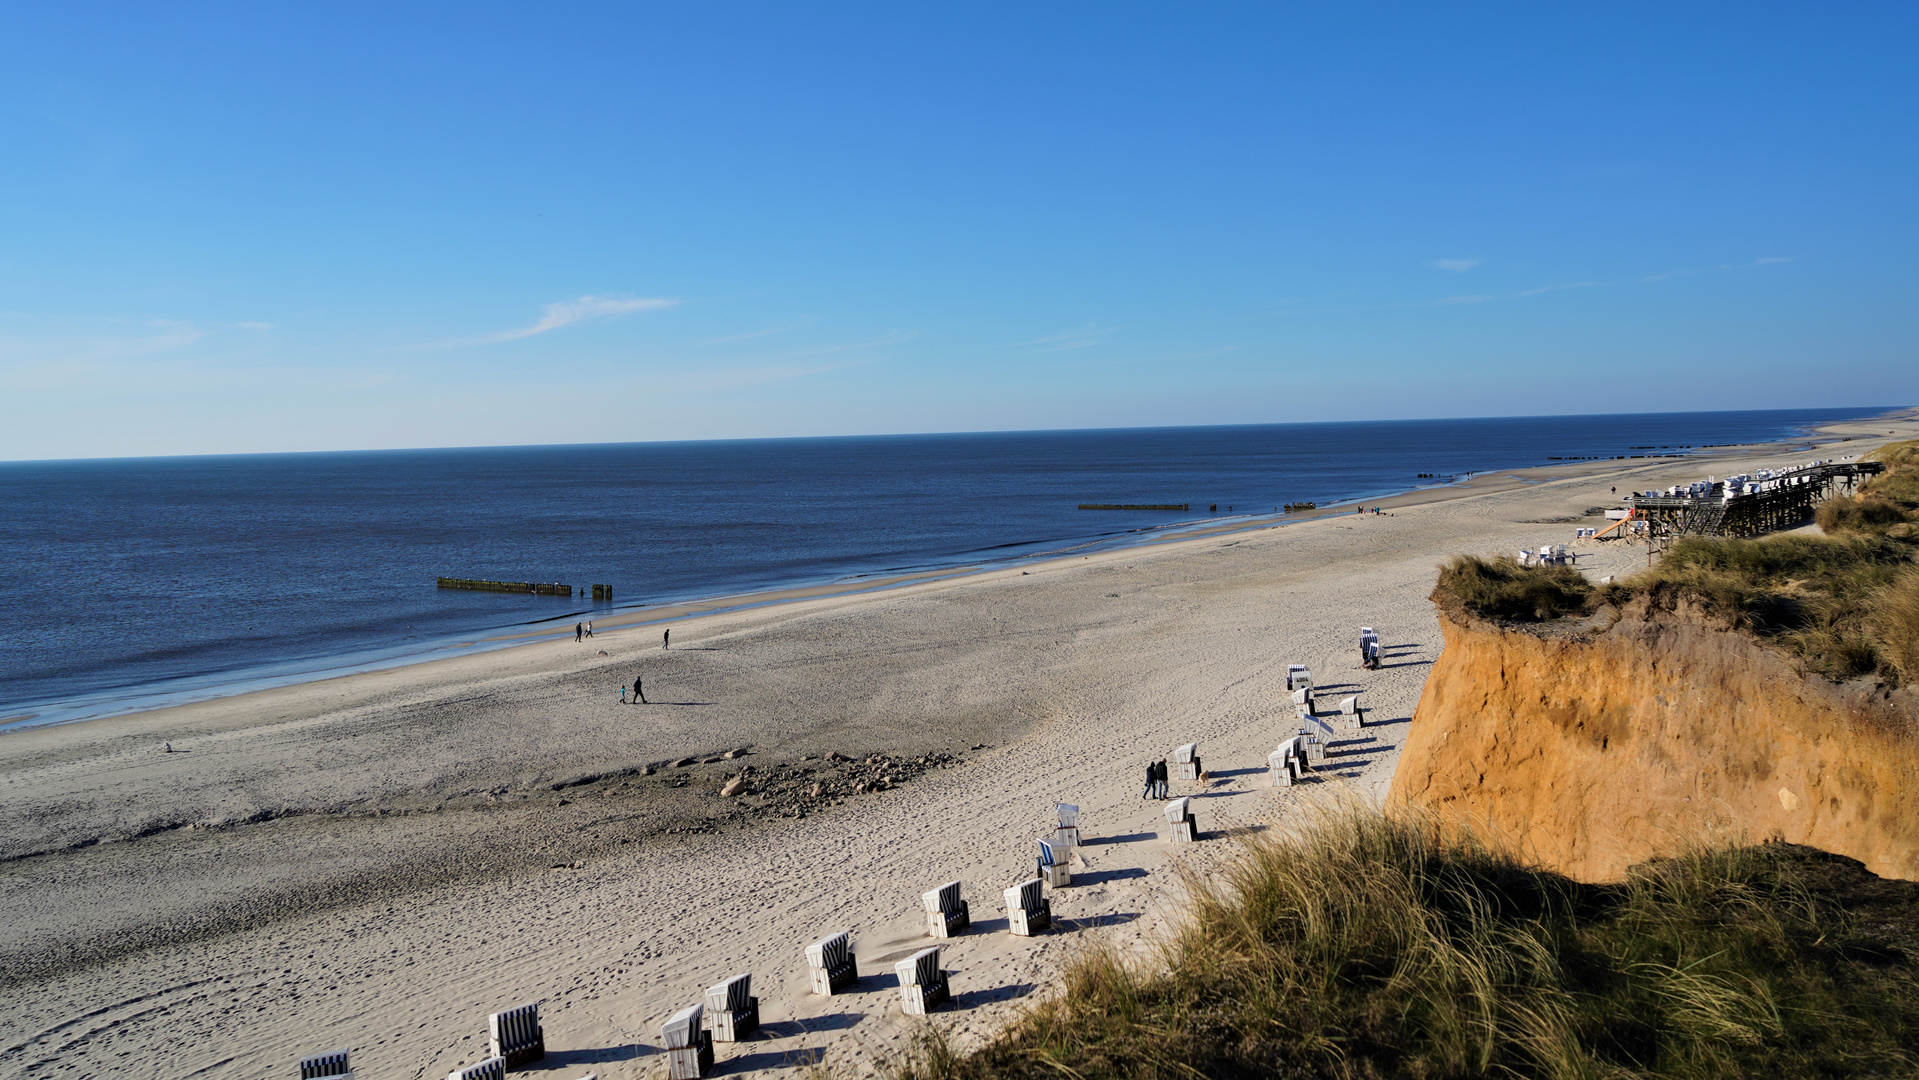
[1388,595,1919,882]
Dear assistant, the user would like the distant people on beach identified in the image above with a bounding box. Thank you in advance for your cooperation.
[633,676,646,704]
[1140,759,1167,799]
[585,621,593,638]
[575,622,583,642]
[663,628,670,649]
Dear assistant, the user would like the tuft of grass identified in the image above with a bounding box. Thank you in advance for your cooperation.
[1870,568,1919,685]
[1815,495,1913,536]
[887,800,1919,1080]
[1437,555,1595,622]
[1862,438,1919,511]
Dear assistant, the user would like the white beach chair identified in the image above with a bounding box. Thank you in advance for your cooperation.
[896,946,951,1015]
[1270,736,1309,787]
[486,1003,544,1068]
[1038,837,1072,887]
[1173,741,1202,781]
[1338,694,1364,728]
[1291,684,1314,715]
[805,932,859,995]
[1165,796,1198,842]
[447,1060,505,1080]
[923,881,970,938]
[1005,877,1051,936]
[703,974,759,1043]
[1286,663,1309,691]
[661,1004,713,1080]
[299,1049,353,1080]
[1055,802,1081,846]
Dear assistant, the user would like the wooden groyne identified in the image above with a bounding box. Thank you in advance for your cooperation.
[1078,504,1189,511]
[437,577,573,597]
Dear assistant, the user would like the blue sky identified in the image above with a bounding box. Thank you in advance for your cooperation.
[1,3,1914,459]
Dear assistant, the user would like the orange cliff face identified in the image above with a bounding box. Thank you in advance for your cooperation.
[1387,596,1919,882]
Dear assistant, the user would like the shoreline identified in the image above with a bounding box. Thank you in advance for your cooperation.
[4,412,1917,1079]
[5,407,1910,735]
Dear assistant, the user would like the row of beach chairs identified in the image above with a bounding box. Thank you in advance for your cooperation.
[301,631,1390,1079]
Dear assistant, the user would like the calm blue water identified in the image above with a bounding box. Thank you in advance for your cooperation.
[0,408,1892,728]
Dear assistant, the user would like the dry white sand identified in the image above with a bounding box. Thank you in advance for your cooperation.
[3,413,1913,1080]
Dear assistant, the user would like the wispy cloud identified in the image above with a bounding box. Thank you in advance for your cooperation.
[1103,345,1239,367]
[1429,258,1482,272]
[493,295,677,341]
[418,294,678,349]
[1431,280,1604,307]
[1644,256,1794,283]
[687,320,810,347]
[643,330,915,393]
[1005,324,1119,354]
[0,317,204,367]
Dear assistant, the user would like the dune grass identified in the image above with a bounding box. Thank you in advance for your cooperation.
[887,801,1919,1080]
[1435,554,1595,622]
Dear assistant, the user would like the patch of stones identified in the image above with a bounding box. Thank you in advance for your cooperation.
[712,748,970,821]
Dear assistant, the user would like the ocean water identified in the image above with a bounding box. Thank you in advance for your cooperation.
[0,408,1891,728]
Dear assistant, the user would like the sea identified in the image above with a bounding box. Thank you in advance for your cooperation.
[0,407,1894,730]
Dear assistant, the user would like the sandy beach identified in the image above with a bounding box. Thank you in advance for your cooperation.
[4,411,1915,1080]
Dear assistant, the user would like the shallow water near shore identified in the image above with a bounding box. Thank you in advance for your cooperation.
[0,407,1890,727]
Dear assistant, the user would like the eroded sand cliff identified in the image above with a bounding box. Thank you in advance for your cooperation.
[1389,594,1919,882]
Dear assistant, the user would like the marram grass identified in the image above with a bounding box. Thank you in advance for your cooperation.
[880,798,1919,1080]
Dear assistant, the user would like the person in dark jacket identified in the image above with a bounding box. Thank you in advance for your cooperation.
[1142,761,1156,799]
[633,676,646,704]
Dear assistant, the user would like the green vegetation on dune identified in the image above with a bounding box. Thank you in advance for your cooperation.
[1435,554,1594,622]
[887,802,1919,1080]
[1435,440,1919,686]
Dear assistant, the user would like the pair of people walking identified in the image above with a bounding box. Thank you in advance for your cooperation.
[1140,758,1169,800]
[575,621,595,642]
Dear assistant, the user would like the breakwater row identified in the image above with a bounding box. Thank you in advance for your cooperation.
[436,577,573,597]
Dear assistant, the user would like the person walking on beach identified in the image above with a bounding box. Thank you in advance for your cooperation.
[633,676,646,704]
[1155,759,1170,799]
[663,628,670,649]
[575,622,583,642]
[585,621,594,638]
[1142,761,1156,799]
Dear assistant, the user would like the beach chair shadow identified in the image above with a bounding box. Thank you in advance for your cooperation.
[714,1048,830,1075]
[1061,911,1142,931]
[1368,715,1413,728]
[757,1014,865,1038]
[1072,866,1148,886]
[545,1042,656,1067]
[1208,766,1265,778]
[953,982,1037,1009]
[1083,831,1154,846]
